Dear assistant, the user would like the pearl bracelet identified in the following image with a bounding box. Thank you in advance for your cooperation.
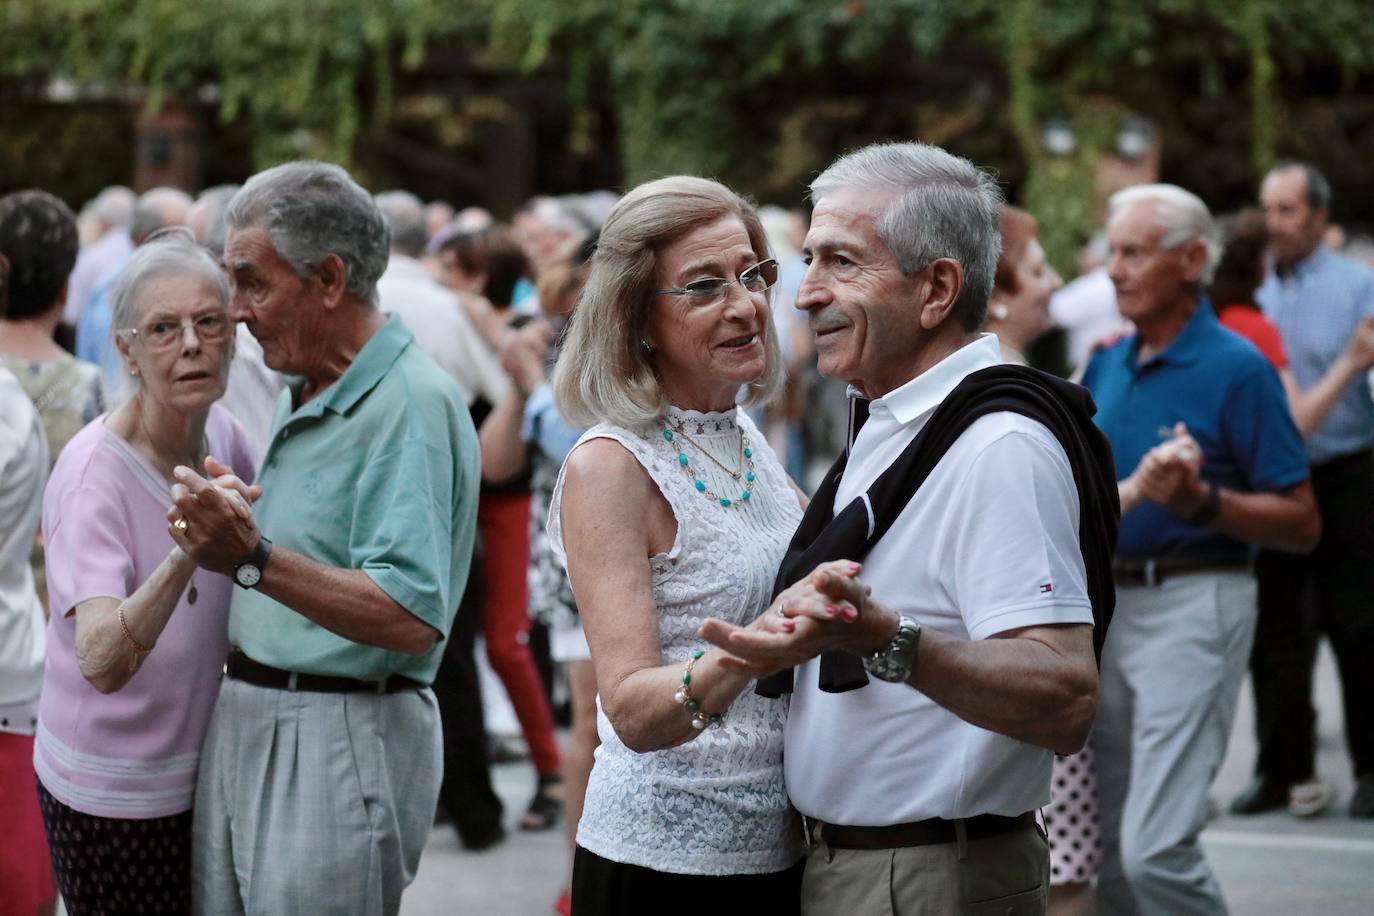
[674,649,724,730]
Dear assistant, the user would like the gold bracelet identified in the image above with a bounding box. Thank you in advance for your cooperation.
[673,649,725,730]
[118,604,155,672]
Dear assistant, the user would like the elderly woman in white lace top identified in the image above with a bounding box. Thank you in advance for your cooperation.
[549,176,817,912]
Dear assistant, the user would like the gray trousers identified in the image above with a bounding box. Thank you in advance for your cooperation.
[191,677,443,916]
[1092,571,1257,916]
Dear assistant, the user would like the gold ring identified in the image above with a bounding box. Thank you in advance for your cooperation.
[173,518,189,532]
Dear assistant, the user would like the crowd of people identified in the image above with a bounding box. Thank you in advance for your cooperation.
[0,140,1370,916]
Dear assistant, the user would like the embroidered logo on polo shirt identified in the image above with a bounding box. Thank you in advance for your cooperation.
[1039,582,1053,594]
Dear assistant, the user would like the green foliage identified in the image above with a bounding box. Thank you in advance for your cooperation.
[5,0,1374,233]
[1,0,456,166]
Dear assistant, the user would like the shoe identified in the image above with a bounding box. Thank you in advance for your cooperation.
[460,820,507,852]
[519,775,564,831]
[1288,777,1332,817]
[1229,775,1288,815]
[489,735,529,765]
[1350,775,1374,819]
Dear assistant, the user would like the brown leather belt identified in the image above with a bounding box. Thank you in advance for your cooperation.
[1112,555,1249,587]
[224,650,424,694]
[810,811,1035,850]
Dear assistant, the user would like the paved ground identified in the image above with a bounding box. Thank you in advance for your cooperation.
[402,642,1374,915]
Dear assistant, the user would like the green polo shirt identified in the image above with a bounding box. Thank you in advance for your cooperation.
[228,315,479,683]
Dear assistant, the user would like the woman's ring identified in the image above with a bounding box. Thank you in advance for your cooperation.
[173,518,189,532]
[775,601,789,618]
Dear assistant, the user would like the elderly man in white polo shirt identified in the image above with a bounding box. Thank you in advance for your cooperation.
[374,190,510,409]
[703,142,1116,916]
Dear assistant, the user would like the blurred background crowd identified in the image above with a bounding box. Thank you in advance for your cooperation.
[4,2,1374,914]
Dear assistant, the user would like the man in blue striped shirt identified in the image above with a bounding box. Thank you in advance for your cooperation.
[1233,161,1374,820]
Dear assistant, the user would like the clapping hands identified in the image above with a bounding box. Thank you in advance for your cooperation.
[1121,422,1208,517]
[501,319,555,396]
[1345,316,1374,371]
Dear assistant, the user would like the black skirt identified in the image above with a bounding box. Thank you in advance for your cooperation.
[571,845,804,916]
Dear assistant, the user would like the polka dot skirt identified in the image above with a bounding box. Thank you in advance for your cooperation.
[36,779,193,915]
[1044,746,1102,886]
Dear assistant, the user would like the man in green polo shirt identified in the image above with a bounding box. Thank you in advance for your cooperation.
[168,161,479,916]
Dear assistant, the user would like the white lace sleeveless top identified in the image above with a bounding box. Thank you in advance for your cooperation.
[549,405,805,875]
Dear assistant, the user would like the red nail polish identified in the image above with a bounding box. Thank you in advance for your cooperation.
[849,562,861,574]
[782,622,796,633]
[842,607,858,621]
[825,605,838,616]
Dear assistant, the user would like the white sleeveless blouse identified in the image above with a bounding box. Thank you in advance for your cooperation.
[549,405,804,875]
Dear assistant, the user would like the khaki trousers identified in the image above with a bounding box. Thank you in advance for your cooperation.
[800,818,1048,916]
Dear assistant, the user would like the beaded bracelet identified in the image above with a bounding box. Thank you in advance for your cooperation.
[673,649,724,730]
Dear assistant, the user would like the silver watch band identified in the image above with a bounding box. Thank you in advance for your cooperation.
[863,615,921,683]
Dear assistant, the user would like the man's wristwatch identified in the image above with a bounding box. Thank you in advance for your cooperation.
[1186,483,1221,527]
[233,535,273,589]
[863,615,921,683]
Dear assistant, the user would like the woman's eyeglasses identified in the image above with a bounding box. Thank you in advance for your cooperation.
[656,258,779,304]
[124,314,231,351]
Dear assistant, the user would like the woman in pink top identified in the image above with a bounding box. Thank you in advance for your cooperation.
[35,230,258,916]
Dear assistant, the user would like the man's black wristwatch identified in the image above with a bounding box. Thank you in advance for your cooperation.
[1186,483,1221,527]
[233,535,273,589]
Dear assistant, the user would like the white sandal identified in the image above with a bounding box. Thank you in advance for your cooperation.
[1288,778,1331,817]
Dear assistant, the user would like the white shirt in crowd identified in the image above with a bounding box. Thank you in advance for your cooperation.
[785,333,1093,826]
[64,229,134,327]
[1050,268,1130,377]
[0,368,49,735]
[376,254,510,408]
[218,323,287,464]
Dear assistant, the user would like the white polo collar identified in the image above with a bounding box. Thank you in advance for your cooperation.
[868,333,1003,427]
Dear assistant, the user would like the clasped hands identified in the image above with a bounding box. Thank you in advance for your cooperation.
[698,560,898,678]
[166,457,263,574]
[1121,422,1208,516]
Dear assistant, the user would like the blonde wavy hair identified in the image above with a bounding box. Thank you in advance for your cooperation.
[552,175,784,430]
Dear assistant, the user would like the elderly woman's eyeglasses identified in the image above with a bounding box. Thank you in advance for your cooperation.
[124,314,231,351]
[656,258,780,304]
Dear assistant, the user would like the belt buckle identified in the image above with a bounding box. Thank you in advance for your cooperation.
[286,671,299,691]
[800,814,816,849]
[1144,558,1159,587]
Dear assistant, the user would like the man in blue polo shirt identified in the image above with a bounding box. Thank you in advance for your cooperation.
[1235,161,1374,820]
[1082,184,1318,916]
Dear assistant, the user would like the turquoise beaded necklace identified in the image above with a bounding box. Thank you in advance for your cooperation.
[661,417,757,509]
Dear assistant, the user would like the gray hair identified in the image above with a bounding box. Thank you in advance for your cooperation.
[130,187,193,245]
[193,184,240,260]
[810,141,1005,330]
[521,196,588,236]
[90,186,135,229]
[225,161,389,306]
[552,175,784,430]
[111,228,232,397]
[375,190,429,258]
[1108,183,1221,283]
[1266,160,1332,212]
